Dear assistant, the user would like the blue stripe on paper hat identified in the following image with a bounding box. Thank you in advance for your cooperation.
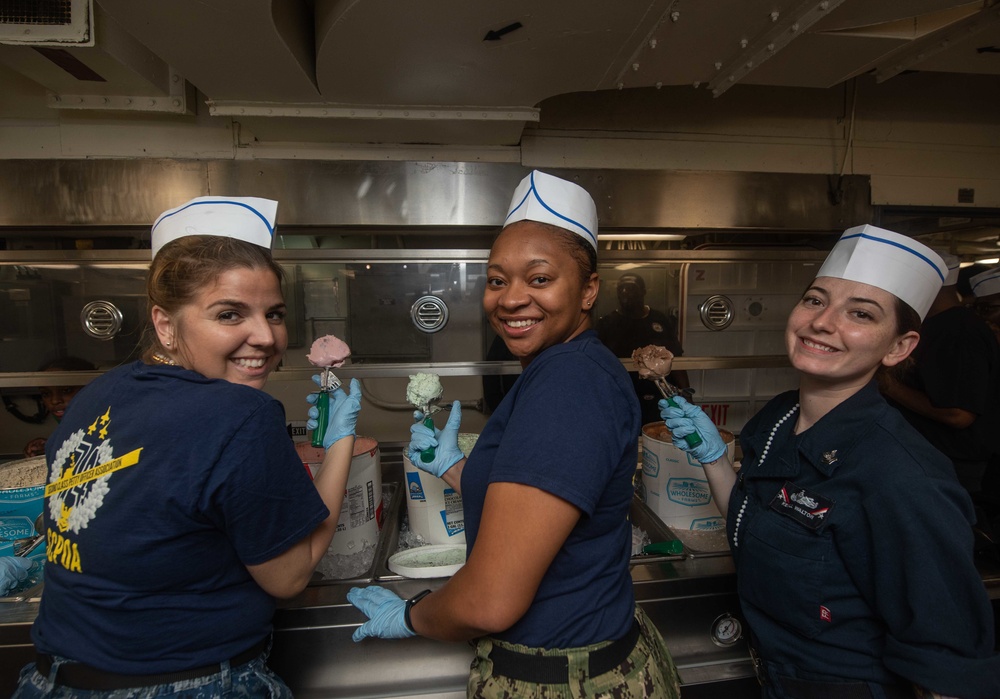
[970,266,1000,299]
[816,224,946,320]
[503,171,598,250]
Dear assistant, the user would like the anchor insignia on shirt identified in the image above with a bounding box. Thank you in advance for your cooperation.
[821,450,838,465]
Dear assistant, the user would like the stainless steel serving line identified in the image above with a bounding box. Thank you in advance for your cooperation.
[266,446,760,699]
[2,446,997,698]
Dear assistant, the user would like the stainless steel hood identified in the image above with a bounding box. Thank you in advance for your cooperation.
[0,159,870,234]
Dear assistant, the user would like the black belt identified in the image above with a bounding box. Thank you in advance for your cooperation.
[775,674,915,699]
[35,636,269,691]
[488,619,641,684]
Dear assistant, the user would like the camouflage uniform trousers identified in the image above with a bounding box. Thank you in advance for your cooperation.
[468,604,681,699]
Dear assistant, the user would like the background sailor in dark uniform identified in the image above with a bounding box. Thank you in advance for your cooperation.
[880,252,1000,498]
[596,272,692,425]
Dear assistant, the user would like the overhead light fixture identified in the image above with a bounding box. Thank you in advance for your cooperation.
[206,101,539,122]
[598,233,687,241]
[975,257,999,265]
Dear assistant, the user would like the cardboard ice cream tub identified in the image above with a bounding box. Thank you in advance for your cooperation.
[640,422,735,535]
[0,456,46,559]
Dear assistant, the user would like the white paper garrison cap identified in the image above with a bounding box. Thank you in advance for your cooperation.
[816,224,946,320]
[937,252,960,286]
[503,170,598,250]
[970,266,1000,299]
[151,196,278,257]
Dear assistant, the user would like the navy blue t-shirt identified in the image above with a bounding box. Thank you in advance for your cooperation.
[32,361,329,673]
[462,330,640,648]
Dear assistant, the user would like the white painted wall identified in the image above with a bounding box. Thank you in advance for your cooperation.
[2,69,998,207]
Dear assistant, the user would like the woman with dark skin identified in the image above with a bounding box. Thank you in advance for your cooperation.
[348,172,681,698]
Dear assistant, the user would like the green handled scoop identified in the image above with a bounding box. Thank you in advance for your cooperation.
[310,368,342,448]
[652,378,703,449]
[419,403,440,463]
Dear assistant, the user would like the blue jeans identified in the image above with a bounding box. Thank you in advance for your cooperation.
[10,650,294,699]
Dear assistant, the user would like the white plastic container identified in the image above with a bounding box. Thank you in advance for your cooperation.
[402,457,467,545]
[640,422,735,534]
[296,436,382,556]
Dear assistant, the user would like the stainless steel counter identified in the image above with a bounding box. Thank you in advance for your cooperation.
[265,554,757,699]
[2,473,997,699]
[0,476,760,698]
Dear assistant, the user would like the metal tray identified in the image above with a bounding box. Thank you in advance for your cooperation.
[628,494,687,564]
[373,486,690,581]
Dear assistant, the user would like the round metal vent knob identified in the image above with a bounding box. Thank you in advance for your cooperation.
[699,294,735,331]
[81,300,124,340]
[410,295,449,334]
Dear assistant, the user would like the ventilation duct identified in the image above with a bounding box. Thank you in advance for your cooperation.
[0,0,94,47]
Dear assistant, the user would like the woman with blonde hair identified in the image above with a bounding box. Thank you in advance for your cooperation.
[13,197,362,699]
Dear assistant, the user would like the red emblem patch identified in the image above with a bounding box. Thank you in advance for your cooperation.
[819,606,832,623]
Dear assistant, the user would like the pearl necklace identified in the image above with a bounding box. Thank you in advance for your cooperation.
[732,403,799,548]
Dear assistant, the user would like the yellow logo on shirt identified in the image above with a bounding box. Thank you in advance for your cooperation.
[45,406,143,574]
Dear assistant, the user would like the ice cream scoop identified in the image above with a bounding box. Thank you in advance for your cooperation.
[632,345,702,448]
[632,345,674,381]
[307,335,351,368]
[308,334,351,447]
[407,373,444,462]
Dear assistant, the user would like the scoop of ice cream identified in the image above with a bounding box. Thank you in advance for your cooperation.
[631,345,674,379]
[307,335,351,368]
[406,373,443,408]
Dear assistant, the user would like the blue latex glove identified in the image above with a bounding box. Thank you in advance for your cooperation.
[347,586,416,641]
[306,378,362,449]
[407,400,463,478]
[658,395,727,464]
[0,557,31,597]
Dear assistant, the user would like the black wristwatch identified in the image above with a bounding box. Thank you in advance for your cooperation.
[404,589,432,633]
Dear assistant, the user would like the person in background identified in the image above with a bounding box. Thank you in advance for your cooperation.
[879,253,1000,497]
[968,265,1000,549]
[12,196,362,699]
[348,171,681,698]
[596,272,692,425]
[21,356,96,458]
[660,225,999,698]
[969,265,1000,342]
